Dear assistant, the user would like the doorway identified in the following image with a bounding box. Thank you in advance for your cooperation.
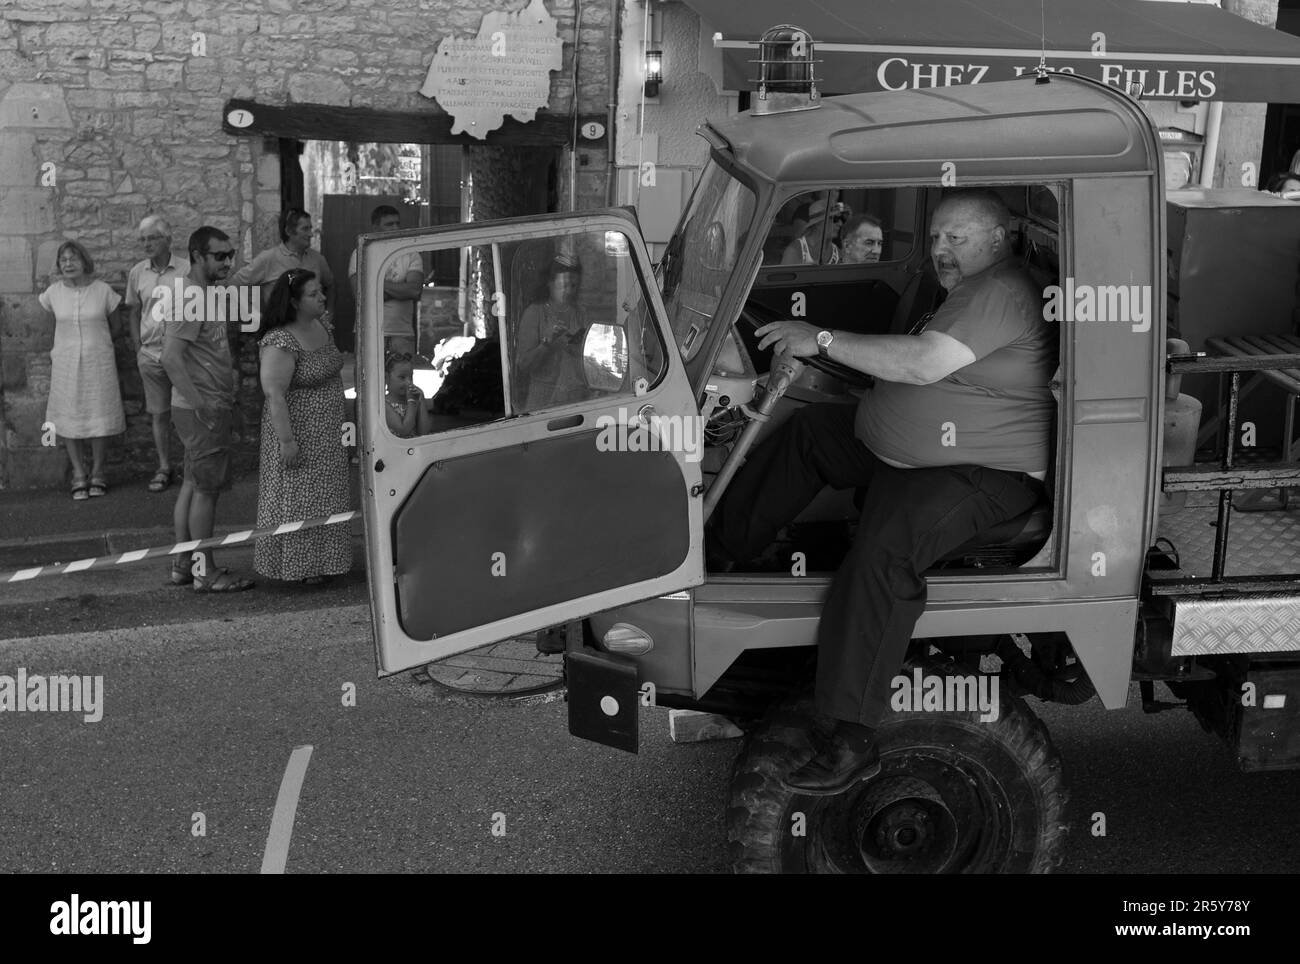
[297,140,559,353]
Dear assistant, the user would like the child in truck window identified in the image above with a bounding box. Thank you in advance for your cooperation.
[384,350,431,437]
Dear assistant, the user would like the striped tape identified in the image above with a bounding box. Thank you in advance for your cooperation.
[2,511,359,584]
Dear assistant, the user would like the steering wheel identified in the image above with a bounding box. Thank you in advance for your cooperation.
[737,300,873,389]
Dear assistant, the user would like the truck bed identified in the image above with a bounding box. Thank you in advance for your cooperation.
[1158,492,1300,577]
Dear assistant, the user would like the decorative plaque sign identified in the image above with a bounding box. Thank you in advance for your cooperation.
[418,0,564,140]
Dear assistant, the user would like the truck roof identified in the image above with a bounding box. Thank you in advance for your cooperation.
[705,74,1159,186]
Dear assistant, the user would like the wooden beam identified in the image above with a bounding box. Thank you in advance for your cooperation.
[1163,462,1300,491]
[221,98,607,147]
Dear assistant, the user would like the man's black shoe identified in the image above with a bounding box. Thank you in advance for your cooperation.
[782,731,882,796]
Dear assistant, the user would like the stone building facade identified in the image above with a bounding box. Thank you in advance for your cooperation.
[0,0,616,489]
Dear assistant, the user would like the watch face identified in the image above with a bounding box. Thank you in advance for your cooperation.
[817,330,833,347]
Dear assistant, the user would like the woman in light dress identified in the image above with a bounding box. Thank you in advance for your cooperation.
[39,240,125,500]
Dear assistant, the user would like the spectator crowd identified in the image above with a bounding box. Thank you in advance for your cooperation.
[39,205,424,590]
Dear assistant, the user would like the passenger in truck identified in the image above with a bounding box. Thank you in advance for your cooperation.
[781,196,848,265]
[706,188,1057,795]
[839,213,886,264]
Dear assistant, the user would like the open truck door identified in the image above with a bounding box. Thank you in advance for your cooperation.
[358,210,705,676]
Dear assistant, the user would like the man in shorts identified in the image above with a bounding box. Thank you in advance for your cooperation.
[160,226,254,593]
[125,215,188,493]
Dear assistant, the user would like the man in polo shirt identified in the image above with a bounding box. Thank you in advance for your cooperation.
[229,207,334,320]
[161,226,253,593]
[347,204,424,355]
[126,215,188,493]
[707,189,1056,794]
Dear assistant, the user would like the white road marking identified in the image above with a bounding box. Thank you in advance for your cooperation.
[261,744,314,874]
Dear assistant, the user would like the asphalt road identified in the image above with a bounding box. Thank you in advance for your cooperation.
[2,564,1299,873]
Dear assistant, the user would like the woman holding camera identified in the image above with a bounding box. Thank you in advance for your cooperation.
[515,254,589,411]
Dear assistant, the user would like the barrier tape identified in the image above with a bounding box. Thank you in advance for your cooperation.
[1,511,360,584]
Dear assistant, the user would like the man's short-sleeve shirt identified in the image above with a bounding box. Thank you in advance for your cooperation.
[348,248,424,338]
[125,254,189,359]
[165,281,236,411]
[855,258,1056,474]
[228,244,334,304]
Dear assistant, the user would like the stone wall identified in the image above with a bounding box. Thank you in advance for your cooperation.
[0,0,614,489]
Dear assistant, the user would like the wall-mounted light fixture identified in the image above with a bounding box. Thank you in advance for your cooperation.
[644,49,663,98]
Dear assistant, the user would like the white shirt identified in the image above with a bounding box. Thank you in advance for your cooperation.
[348,249,424,338]
[124,254,189,358]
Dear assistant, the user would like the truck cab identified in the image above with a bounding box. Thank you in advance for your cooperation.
[358,66,1298,873]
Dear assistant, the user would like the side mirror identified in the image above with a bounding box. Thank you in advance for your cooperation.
[582,322,628,392]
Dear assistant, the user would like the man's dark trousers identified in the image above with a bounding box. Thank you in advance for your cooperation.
[708,401,1042,726]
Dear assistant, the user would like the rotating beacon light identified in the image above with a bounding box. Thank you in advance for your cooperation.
[752,24,821,115]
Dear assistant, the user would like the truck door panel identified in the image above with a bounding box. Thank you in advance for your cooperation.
[359,211,704,676]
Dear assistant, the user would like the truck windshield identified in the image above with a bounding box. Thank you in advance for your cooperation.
[658,160,756,359]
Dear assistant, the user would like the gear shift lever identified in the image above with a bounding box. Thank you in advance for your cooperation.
[703,349,806,522]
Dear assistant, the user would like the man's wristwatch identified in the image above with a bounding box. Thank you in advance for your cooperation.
[816,329,835,359]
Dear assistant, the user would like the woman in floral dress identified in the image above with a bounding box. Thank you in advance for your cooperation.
[254,269,352,583]
[40,240,125,500]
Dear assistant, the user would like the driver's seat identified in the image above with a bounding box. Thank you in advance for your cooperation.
[889,258,943,335]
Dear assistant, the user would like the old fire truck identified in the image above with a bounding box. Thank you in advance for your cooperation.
[356,29,1300,873]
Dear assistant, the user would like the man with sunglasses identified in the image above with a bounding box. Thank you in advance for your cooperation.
[160,226,253,593]
[126,215,188,493]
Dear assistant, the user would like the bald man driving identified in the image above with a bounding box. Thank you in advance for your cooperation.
[707,188,1057,794]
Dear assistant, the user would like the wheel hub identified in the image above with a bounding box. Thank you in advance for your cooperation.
[853,776,959,873]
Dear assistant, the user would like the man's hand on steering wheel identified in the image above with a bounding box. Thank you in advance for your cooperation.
[755,320,821,358]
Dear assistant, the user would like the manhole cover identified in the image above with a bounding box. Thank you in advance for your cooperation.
[413,632,564,697]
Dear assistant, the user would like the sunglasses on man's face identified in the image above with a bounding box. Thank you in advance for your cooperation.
[207,250,235,262]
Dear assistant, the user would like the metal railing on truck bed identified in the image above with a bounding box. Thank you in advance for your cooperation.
[1152,351,1300,595]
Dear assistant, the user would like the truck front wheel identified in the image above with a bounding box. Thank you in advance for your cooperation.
[726,667,1069,874]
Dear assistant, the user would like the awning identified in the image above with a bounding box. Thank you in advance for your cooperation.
[683,0,1300,102]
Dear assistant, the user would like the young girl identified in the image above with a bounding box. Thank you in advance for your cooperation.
[384,351,432,438]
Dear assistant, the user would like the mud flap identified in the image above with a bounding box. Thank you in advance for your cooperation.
[1239,663,1300,771]
[567,650,639,754]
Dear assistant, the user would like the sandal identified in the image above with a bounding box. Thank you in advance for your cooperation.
[148,467,173,493]
[88,474,108,498]
[193,568,255,593]
[170,556,194,586]
[70,476,89,501]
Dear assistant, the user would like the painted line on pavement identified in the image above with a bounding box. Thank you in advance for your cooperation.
[261,744,314,874]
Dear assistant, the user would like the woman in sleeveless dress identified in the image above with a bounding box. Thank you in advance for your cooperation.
[254,269,353,583]
[40,240,125,500]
